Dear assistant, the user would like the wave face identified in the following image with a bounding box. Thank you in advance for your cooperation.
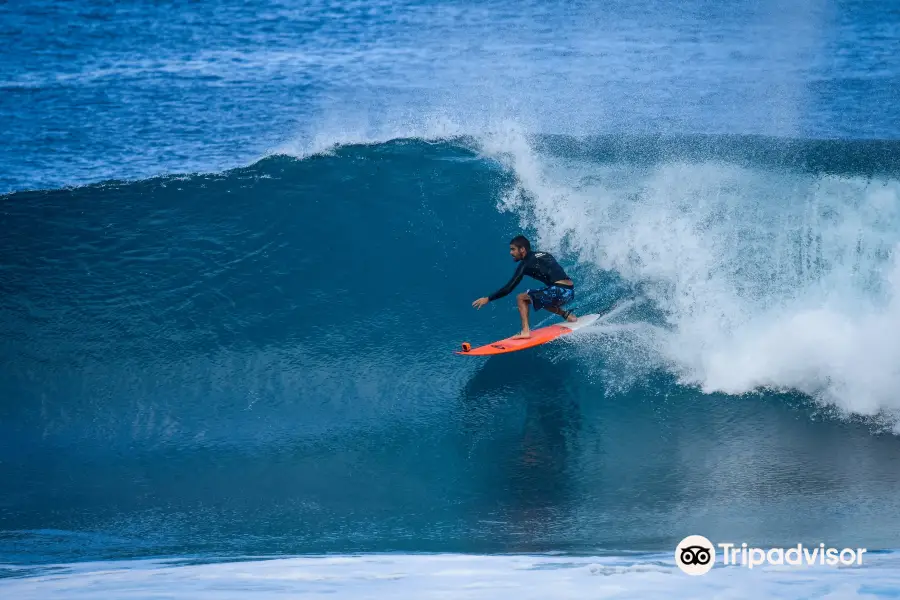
[4,135,900,564]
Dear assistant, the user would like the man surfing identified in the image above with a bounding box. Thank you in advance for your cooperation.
[472,235,577,339]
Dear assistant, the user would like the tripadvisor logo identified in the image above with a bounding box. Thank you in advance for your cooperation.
[675,535,715,575]
[675,535,868,575]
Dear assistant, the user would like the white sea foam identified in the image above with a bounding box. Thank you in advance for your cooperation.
[474,127,900,427]
[1,552,896,599]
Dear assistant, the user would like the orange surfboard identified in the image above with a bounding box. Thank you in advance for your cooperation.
[456,313,601,356]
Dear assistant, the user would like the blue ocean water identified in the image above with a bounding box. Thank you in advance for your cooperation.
[3,0,900,597]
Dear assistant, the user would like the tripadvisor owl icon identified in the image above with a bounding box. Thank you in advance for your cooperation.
[676,535,716,575]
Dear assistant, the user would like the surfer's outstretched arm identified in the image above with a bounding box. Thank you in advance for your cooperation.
[472,262,526,309]
[488,262,526,301]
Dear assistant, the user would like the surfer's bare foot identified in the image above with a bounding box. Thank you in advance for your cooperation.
[566,313,577,322]
[511,330,531,339]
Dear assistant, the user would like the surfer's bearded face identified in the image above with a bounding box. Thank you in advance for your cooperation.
[510,245,527,261]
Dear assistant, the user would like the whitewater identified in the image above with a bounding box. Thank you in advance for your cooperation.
[477,130,900,423]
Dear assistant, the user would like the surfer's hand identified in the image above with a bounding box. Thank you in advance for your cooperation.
[472,297,489,309]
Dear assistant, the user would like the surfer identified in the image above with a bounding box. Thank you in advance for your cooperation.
[472,235,576,339]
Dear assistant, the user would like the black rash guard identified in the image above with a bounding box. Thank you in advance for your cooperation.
[488,251,571,302]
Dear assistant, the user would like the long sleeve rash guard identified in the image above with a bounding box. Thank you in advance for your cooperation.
[488,251,571,302]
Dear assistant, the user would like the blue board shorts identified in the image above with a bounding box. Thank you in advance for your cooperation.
[526,284,574,311]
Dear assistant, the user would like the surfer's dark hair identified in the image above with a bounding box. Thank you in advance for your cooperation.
[510,235,531,252]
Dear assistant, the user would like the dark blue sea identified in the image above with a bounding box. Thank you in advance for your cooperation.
[3,0,900,597]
